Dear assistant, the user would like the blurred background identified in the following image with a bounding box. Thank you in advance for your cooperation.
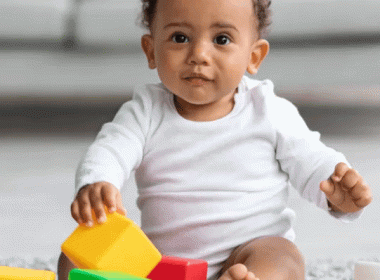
[1,0,379,264]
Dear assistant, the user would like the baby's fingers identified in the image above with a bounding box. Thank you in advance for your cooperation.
[71,200,83,225]
[101,184,118,213]
[349,181,373,208]
[331,162,350,182]
[320,179,346,207]
[101,184,127,216]
[75,190,94,227]
[339,168,363,191]
[90,184,109,225]
[115,191,127,216]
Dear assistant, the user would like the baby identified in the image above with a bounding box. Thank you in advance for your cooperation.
[57,0,373,279]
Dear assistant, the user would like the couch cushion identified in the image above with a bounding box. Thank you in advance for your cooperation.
[0,0,73,40]
[75,0,144,49]
[270,0,380,39]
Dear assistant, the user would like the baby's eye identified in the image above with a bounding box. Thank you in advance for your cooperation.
[171,34,189,43]
[214,35,230,45]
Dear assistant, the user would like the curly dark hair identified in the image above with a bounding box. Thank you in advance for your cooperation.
[139,0,272,38]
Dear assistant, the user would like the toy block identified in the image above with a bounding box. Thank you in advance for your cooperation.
[69,268,148,280]
[355,261,380,279]
[0,266,55,280]
[147,255,208,280]
[61,211,162,278]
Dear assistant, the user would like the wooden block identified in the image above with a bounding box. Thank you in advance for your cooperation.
[61,211,161,278]
[69,268,148,279]
[0,266,55,280]
[147,256,208,280]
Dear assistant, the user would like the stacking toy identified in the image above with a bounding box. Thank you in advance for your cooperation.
[147,255,208,280]
[61,211,162,278]
[0,266,55,280]
[69,268,148,279]
[355,261,380,280]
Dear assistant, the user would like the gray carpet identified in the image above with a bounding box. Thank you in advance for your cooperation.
[2,254,380,279]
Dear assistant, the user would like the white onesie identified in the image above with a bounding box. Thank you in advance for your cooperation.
[76,76,361,280]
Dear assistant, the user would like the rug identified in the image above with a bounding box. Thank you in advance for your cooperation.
[1,255,380,279]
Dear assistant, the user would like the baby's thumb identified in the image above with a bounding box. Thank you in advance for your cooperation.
[320,180,334,196]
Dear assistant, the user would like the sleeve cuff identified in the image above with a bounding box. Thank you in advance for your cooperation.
[328,206,365,223]
[321,195,365,223]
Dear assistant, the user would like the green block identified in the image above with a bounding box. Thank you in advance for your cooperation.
[69,269,149,280]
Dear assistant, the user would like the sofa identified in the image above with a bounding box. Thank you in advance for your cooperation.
[1,0,379,106]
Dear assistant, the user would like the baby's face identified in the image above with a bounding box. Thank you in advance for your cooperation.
[142,0,268,113]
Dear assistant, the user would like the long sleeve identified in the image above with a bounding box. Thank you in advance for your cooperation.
[272,96,347,209]
[263,81,362,221]
[75,86,152,193]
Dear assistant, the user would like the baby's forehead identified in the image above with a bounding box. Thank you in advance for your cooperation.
[158,0,254,14]
[224,0,253,8]
[157,0,256,26]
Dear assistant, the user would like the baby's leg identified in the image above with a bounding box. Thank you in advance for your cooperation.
[57,252,77,280]
[218,236,305,280]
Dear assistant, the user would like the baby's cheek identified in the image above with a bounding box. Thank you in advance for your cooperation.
[220,60,246,87]
[157,55,182,80]
[162,49,184,66]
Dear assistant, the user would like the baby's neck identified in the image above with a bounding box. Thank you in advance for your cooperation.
[174,89,237,122]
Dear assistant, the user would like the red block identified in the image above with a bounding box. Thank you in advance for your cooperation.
[147,256,208,280]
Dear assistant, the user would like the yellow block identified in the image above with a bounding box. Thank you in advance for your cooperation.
[0,266,55,280]
[61,212,162,278]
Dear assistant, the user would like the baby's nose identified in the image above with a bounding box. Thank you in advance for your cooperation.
[188,41,212,65]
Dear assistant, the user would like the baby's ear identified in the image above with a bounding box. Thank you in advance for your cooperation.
[247,39,269,75]
[141,34,156,69]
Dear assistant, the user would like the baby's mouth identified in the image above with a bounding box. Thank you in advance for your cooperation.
[184,77,211,86]
[183,73,213,86]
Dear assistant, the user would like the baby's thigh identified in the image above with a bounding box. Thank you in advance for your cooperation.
[219,236,305,279]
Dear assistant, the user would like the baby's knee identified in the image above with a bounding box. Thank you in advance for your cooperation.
[279,245,304,279]
[237,236,305,279]
[256,237,305,279]
[269,237,304,263]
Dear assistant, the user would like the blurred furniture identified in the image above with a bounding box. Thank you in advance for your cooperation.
[1,0,380,106]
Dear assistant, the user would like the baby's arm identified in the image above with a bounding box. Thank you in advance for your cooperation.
[266,85,370,217]
[73,87,152,227]
[71,182,127,227]
[320,162,373,213]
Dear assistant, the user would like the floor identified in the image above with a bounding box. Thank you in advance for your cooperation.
[1,104,379,263]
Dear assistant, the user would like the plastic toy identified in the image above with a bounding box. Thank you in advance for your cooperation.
[0,266,55,280]
[61,211,162,278]
[354,261,380,279]
[69,268,148,279]
[147,255,208,280]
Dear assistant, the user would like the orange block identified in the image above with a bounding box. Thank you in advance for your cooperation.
[61,212,162,278]
[0,266,55,280]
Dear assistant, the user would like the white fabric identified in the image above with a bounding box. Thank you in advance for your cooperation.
[76,76,361,280]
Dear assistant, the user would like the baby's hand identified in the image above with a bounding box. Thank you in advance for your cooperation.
[71,182,127,227]
[320,162,373,213]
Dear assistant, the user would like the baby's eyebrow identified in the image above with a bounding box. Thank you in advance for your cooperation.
[163,21,239,33]
[210,22,239,33]
[163,22,192,30]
